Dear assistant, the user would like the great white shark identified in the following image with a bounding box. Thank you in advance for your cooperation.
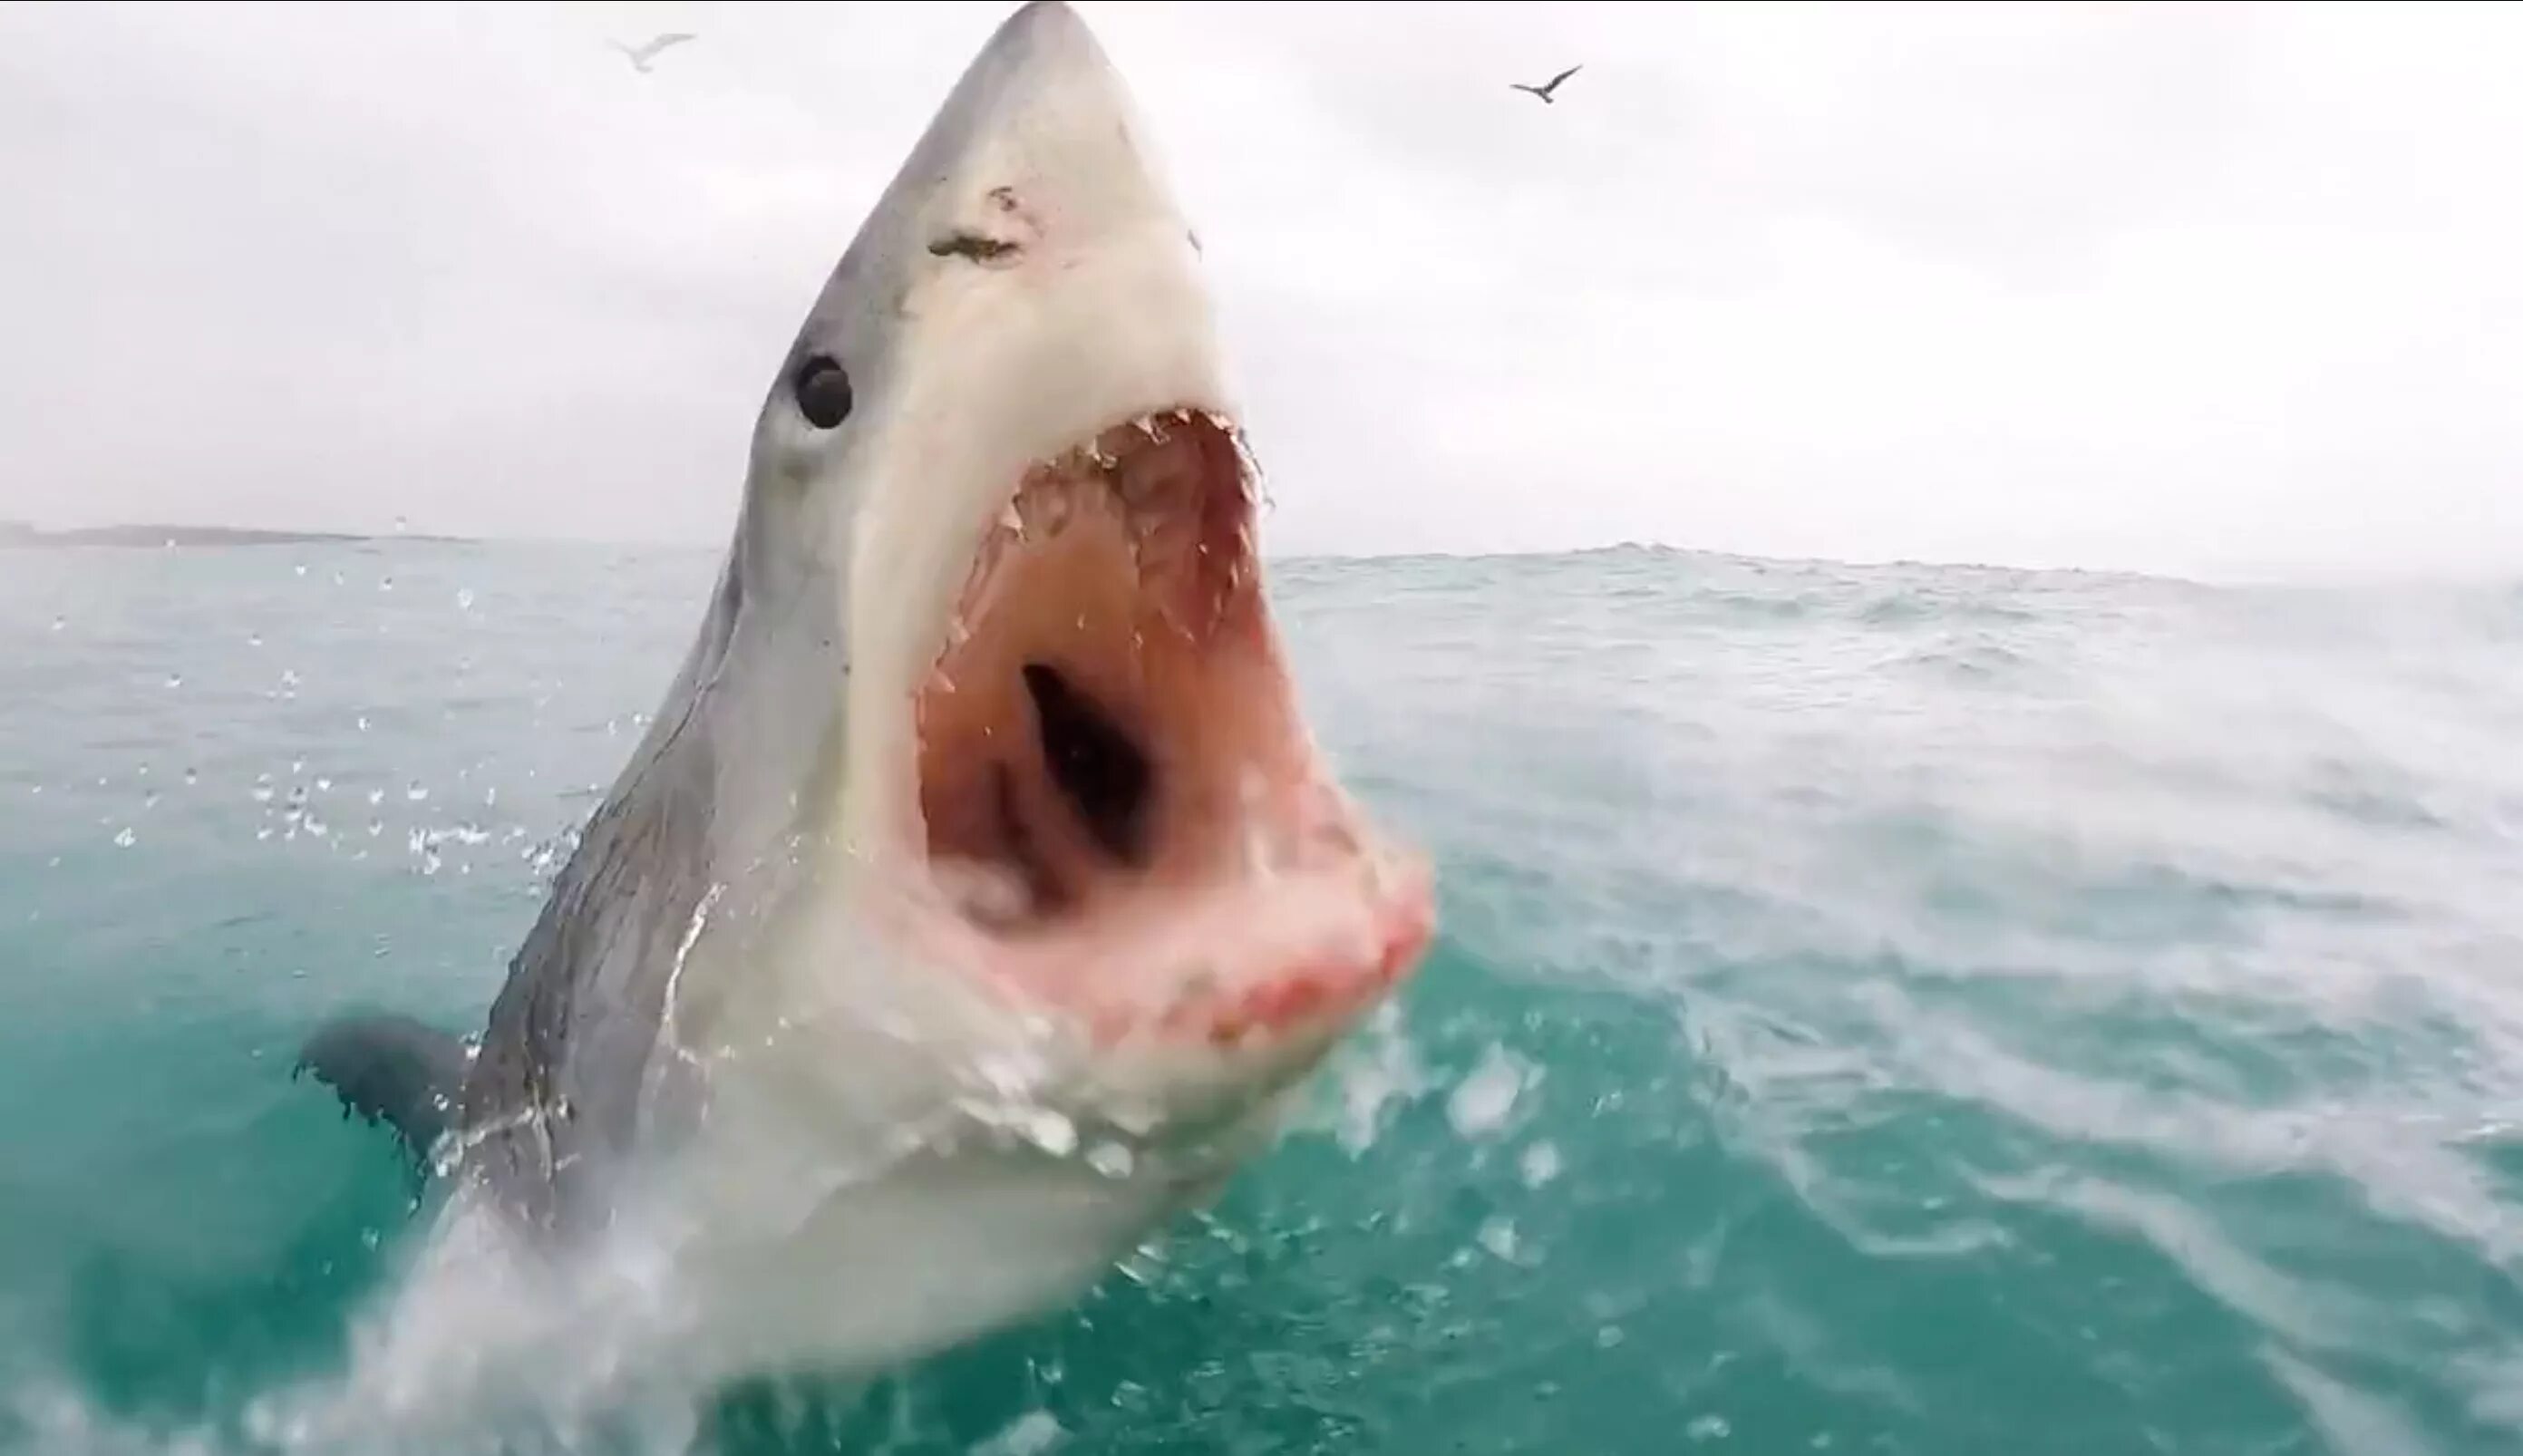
[298,0,1436,1390]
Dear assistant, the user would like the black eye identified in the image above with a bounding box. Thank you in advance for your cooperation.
[793,354,852,429]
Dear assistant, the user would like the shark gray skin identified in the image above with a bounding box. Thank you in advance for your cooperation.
[300,0,1435,1387]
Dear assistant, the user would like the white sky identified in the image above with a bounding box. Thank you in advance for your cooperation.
[2,1,2518,581]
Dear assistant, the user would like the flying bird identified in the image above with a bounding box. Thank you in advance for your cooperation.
[611,32,697,74]
[1510,63,1582,104]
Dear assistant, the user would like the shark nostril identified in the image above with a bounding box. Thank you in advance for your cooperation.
[1022,663,1153,866]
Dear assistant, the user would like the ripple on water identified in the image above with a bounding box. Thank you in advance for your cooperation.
[5,546,2523,1451]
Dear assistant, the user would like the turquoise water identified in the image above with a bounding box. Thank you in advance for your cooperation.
[5,541,2523,1454]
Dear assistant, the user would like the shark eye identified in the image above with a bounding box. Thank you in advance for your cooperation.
[792,354,853,430]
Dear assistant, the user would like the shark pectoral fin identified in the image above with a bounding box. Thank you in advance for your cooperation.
[295,1011,471,1165]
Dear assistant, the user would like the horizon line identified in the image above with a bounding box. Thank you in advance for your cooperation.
[5,518,2513,592]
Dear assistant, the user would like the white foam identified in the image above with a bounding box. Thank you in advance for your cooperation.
[1446,1045,1532,1140]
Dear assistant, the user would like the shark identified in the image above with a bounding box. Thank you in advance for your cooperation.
[301,0,1435,1387]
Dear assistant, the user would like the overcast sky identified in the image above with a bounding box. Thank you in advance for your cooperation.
[2,1,2518,580]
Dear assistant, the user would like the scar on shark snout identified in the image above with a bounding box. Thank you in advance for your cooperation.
[929,232,1024,263]
[928,187,1031,264]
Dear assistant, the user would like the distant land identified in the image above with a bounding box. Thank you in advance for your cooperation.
[0,521,471,548]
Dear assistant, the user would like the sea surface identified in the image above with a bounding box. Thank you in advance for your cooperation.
[5,541,2523,1455]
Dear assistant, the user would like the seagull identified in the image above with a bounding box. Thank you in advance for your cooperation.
[610,32,696,74]
[1509,63,1582,104]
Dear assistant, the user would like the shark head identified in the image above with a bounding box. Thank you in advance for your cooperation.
[661,0,1432,1234]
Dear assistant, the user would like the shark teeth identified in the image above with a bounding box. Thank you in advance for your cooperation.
[941,403,1258,691]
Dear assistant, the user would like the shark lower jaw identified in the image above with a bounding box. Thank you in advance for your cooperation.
[892,406,1435,1060]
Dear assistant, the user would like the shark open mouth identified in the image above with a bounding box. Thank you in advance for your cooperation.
[909,409,1432,1052]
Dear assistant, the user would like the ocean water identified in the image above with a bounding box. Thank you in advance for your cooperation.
[5,540,2523,1455]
